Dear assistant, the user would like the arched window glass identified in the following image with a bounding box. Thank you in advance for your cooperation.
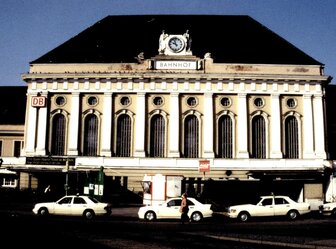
[83,114,98,156]
[116,114,131,157]
[251,115,266,158]
[51,114,65,156]
[285,116,299,158]
[149,114,165,157]
[218,115,233,158]
[183,115,199,158]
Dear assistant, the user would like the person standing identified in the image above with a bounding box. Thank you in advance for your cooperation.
[180,193,189,224]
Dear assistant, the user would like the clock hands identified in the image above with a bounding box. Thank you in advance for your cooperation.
[168,37,184,52]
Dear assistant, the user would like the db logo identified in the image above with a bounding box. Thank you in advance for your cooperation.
[31,96,46,107]
[199,160,210,173]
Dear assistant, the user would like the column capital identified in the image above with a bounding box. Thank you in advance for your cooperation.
[204,92,213,98]
[104,92,113,97]
[137,92,146,97]
[170,92,179,97]
[238,93,247,98]
[303,94,313,99]
[271,93,280,98]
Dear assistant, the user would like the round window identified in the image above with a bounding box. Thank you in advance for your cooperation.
[220,97,231,107]
[153,96,163,106]
[286,98,297,108]
[55,96,66,106]
[186,96,197,107]
[254,97,264,107]
[88,96,98,106]
[120,96,130,106]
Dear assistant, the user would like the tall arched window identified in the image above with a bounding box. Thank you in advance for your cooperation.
[51,114,65,155]
[184,115,199,158]
[218,115,233,158]
[83,114,98,156]
[251,115,266,158]
[149,114,165,157]
[285,116,299,158]
[116,114,131,157]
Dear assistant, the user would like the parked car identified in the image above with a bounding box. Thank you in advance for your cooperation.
[223,195,311,222]
[319,202,336,217]
[138,197,213,222]
[32,195,112,220]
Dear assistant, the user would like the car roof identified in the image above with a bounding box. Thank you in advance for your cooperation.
[168,197,196,200]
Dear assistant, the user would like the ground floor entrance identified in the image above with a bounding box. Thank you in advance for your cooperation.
[9,168,328,210]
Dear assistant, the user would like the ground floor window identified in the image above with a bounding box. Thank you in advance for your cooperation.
[2,176,17,188]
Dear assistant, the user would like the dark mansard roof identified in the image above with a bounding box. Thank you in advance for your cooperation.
[31,15,322,66]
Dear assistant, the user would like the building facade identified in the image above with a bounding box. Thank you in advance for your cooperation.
[5,15,334,204]
[0,87,26,188]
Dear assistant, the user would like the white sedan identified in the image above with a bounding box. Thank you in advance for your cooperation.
[138,197,213,222]
[319,202,336,217]
[223,195,311,222]
[32,195,112,220]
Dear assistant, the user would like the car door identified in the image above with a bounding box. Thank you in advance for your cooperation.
[71,197,88,215]
[273,197,291,216]
[187,199,195,215]
[254,197,275,217]
[54,196,73,215]
[161,199,181,219]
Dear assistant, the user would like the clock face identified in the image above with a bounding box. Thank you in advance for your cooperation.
[168,37,184,52]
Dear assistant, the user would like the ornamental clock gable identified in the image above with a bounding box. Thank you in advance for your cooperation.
[158,30,192,56]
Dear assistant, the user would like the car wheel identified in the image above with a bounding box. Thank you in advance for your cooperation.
[83,210,95,220]
[331,209,336,218]
[190,212,203,222]
[38,207,49,217]
[144,211,156,221]
[238,212,250,222]
[287,210,299,220]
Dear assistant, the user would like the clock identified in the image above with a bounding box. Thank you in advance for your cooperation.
[168,37,184,52]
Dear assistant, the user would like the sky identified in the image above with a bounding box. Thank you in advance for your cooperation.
[1,0,335,86]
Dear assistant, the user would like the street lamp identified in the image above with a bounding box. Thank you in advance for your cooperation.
[62,159,69,195]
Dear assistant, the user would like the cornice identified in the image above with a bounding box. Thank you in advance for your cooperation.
[22,73,329,84]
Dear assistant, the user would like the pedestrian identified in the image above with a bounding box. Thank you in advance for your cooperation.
[179,193,189,224]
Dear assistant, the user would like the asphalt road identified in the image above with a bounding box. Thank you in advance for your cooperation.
[1,207,336,249]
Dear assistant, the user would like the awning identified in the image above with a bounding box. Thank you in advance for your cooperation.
[0,168,17,175]
[247,169,325,180]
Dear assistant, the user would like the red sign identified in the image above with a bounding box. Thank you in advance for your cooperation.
[31,96,46,107]
[199,160,210,173]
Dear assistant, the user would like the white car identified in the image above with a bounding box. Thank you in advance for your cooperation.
[32,195,112,220]
[223,195,311,222]
[319,202,336,217]
[138,197,213,222]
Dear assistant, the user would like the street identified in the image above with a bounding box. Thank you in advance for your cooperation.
[1,208,336,249]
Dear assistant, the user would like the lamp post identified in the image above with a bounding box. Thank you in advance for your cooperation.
[63,159,69,196]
